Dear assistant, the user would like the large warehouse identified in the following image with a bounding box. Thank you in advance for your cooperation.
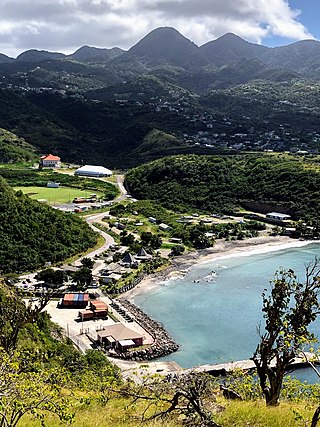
[74,165,113,177]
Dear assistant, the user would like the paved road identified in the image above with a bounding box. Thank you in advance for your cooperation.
[20,175,128,279]
[115,174,128,201]
[74,212,115,267]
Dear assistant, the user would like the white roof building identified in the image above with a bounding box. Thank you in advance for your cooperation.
[266,212,291,221]
[74,165,112,177]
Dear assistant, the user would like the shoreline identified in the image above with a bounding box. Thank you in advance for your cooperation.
[120,235,318,301]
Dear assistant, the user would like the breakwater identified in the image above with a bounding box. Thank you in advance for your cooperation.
[111,299,179,361]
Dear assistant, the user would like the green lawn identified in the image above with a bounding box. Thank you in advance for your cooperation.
[14,186,102,205]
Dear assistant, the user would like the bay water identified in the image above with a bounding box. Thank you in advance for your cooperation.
[134,242,320,380]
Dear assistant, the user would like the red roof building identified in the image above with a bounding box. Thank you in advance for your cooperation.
[40,154,61,167]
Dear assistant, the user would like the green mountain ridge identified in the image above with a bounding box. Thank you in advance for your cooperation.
[125,154,320,221]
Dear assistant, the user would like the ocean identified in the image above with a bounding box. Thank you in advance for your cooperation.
[134,241,320,381]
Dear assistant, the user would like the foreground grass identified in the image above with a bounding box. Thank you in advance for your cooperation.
[216,399,316,427]
[18,396,319,427]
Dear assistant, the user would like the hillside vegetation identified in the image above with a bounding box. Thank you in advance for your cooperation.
[0,177,97,273]
[0,128,36,163]
[0,90,198,168]
[125,154,320,221]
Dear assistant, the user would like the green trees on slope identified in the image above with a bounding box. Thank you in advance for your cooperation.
[0,177,97,274]
[125,154,320,220]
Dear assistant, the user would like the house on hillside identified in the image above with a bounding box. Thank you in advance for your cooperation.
[97,323,143,351]
[40,154,61,168]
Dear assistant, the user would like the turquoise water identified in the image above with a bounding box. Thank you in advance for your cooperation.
[134,243,320,371]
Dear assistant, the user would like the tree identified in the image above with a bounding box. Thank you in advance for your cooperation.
[140,232,162,250]
[0,281,50,353]
[36,268,66,288]
[72,267,92,290]
[80,257,94,269]
[121,372,221,427]
[253,260,320,406]
[170,245,185,257]
[0,350,74,427]
[120,230,135,246]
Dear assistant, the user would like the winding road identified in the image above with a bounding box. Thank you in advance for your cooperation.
[20,174,129,280]
[74,174,128,267]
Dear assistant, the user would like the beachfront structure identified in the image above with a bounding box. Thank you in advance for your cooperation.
[74,165,112,177]
[121,253,138,268]
[40,154,61,168]
[135,247,152,261]
[97,323,143,351]
[266,212,291,221]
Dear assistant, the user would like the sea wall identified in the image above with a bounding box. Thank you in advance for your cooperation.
[110,299,179,361]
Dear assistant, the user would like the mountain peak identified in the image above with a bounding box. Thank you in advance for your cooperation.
[0,53,14,64]
[128,26,207,68]
[68,45,123,62]
[16,49,66,63]
[200,33,268,66]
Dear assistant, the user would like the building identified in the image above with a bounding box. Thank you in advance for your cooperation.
[74,165,112,177]
[47,182,60,188]
[159,223,171,231]
[40,154,61,168]
[121,253,138,268]
[97,323,143,351]
[78,299,108,320]
[266,212,291,221]
[135,248,152,261]
[60,293,89,308]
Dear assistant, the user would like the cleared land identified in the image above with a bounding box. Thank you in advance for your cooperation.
[14,186,102,204]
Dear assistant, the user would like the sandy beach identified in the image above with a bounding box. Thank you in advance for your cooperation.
[121,235,317,301]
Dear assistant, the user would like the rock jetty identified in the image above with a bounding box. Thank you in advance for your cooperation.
[111,299,179,361]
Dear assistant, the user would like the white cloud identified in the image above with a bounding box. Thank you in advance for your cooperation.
[0,0,314,57]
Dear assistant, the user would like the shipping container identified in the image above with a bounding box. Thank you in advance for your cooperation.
[79,310,94,320]
[95,310,108,318]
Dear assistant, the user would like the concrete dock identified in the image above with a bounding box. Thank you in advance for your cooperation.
[187,352,319,376]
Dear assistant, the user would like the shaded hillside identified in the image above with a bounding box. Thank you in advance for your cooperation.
[86,73,196,101]
[200,33,268,66]
[200,79,320,134]
[0,90,204,167]
[0,53,14,64]
[16,49,66,63]
[68,46,124,63]
[261,39,320,75]
[0,177,97,274]
[0,128,36,163]
[125,154,320,220]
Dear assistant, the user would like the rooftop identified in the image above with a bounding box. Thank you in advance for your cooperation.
[97,323,143,342]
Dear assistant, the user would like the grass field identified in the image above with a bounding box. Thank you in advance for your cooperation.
[18,397,319,427]
[14,186,102,205]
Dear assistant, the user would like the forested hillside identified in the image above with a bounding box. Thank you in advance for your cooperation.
[0,90,201,167]
[0,177,97,273]
[125,154,320,220]
[0,128,36,163]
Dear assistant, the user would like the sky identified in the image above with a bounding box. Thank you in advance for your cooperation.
[0,0,319,58]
